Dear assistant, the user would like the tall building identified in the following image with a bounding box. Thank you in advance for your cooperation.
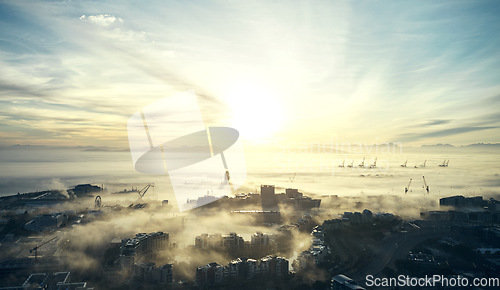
[120,231,169,270]
[196,262,225,285]
[134,262,173,284]
[194,233,245,250]
[196,256,289,285]
[222,232,244,248]
[440,195,484,208]
[285,188,302,198]
[261,185,278,210]
[195,233,223,249]
[251,232,271,246]
[260,256,289,277]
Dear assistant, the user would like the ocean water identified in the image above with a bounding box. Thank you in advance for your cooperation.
[1,145,499,209]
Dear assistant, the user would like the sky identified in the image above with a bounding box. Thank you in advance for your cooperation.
[1,0,500,150]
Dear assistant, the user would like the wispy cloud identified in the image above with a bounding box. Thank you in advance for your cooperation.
[80,14,123,27]
[0,0,499,147]
[424,119,452,126]
[398,126,497,143]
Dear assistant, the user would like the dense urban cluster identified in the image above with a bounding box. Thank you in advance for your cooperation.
[1,183,500,289]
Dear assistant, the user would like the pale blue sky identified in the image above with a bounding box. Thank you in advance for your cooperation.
[0,0,499,148]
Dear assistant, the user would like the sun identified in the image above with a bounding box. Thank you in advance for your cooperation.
[224,81,284,140]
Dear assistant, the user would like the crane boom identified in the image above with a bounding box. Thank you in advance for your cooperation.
[138,184,154,199]
[423,176,429,193]
[358,157,365,168]
[30,236,57,262]
[405,178,412,193]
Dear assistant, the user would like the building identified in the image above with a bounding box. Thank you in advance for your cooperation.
[440,195,484,208]
[24,213,67,232]
[261,256,288,277]
[196,262,225,285]
[69,184,103,196]
[420,210,497,223]
[331,274,365,290]
[194,233,244,250]
[195,256,289,286]
[226,258,258,279]
[134,262,173,284]
[195,233,222,249]
[251,232,271,246]
[120,231,169,270]
[261,185,278,209]
[285,188,302,198]
[195,231,276,257]
[222,232,244,248]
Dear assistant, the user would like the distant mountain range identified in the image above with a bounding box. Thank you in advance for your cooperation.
[0,144,129,152]
[2,142,499,151]
[421,143,500,148]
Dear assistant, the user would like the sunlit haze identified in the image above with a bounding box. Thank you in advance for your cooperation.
[1,2,500,288]
[0,0,499,148]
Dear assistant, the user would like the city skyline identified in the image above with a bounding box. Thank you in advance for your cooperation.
[1,0,499,149]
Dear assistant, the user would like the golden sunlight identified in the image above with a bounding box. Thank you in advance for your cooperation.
[224,81,284,140]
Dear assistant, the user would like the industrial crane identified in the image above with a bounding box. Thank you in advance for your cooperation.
[439,160,449,167]
[358,157,365,168]
[347,160,354,168]
[30,236,57,262]
[405,178,412,193]
[138,184,154,199]
[423,176,429,194]
[401,160,407,167]
[370,158,377,168]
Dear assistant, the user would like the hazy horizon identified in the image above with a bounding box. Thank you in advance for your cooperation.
[1,145,499,215]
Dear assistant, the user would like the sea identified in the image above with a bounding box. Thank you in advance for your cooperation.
[1,144,499,211]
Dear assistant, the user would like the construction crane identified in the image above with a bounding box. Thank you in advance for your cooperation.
[30,236,57,262]
[439,160,449,167]
[423,176,429,194]
[138,184,154,199]
[401,160,407,167]
[370,157,377,168]
[358,157,365,168]
[405,178,412,193]
[347,160,354,168]
[338,160,345,168]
